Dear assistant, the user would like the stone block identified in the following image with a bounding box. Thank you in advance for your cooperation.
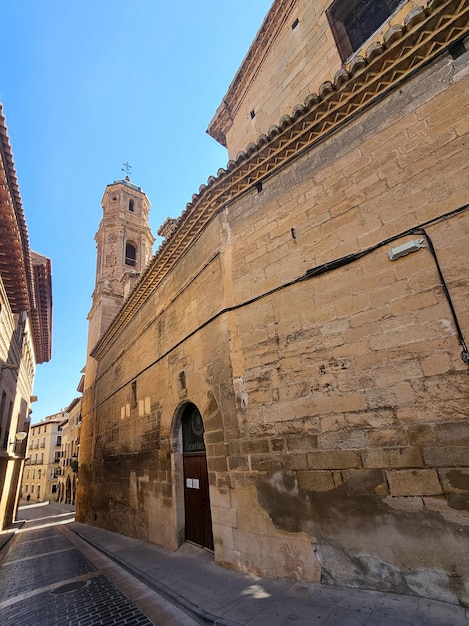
[423,447,469,467]
[438,468,469,494]
[270,437,286,452]
[208,456,228,472]
[298,470,335,492]
[433,422,469,446]
[307,450,362,470]
[242,439,270,454]
[331,392,367,413]
[407,424,435,446]
[362,447,423,469]
[340,468,387,492]
[421,353,451,376]
[283,453,307,470]
[319,429,368,450]
[228,456,249,471]
[250,455,283,471]
[286,434,318,452]
[213,523,234,551]
[368,428,409,448]
[218,506,238,528]
[227,472,247,489]
[386,469,443,496]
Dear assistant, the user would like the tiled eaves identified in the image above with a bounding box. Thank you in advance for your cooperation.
[0,105,36,314]
[31,253,53,364]
[91,0,469,360]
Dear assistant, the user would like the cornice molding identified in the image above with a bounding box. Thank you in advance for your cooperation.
[0,105,35,314]
[207,0,297,147]
[92,0,469,361]
[30,252,52,364]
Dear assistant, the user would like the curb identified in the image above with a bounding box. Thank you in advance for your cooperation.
[18,500,50,511]
[0,520,25,553]
[70,526,241,626]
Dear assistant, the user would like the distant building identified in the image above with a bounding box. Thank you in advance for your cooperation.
[57,396,82,505]
[0,105,52,529]
[78,0,469,605]
[23,411,65,502]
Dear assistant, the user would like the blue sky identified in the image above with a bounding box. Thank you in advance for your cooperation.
[1,1,273,422]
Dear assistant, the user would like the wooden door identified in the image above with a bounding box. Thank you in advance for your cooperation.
[183,452,213,550]
[181,404,213,550]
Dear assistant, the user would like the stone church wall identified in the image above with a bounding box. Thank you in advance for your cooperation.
[211,0,423,158]
[78,9,469,605]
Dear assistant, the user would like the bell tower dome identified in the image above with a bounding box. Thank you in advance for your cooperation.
[87,175,155,350]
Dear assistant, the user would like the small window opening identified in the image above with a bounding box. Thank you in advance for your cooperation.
[250,110,256,119]
[178,371,187,390]
[292,18,299,30]
[131,381,137,408]
[125,242,137,266]
[449,41,466,60]
[129,199,135,212]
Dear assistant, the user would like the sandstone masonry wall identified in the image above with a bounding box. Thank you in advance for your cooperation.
[78,20,469,604]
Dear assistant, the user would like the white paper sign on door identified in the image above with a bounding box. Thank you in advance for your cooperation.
[192,479,200,489]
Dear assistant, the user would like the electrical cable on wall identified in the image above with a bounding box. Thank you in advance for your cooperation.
[413,228,469,369]
[82,201,469,418]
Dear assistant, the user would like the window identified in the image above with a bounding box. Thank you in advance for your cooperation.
[2,401,13,449]
[131,381,137,408]
[129,199,135,212]
[326,0,403,61]
[125,242,137,266]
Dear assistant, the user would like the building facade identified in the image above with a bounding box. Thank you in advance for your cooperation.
[78,0,469,604]
[0,105,52,529]
[57,396,82,505]
[23,412,65,502]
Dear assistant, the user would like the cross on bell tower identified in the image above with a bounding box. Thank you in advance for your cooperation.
[121,162,132,179]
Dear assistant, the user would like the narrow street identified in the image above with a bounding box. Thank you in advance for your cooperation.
[2,502,469,625]
[0,502,197,626]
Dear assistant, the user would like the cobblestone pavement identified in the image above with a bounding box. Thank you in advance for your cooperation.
[0,503,196,626]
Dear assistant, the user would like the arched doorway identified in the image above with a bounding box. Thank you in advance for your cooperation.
[181,403,213,550]
[65,476,71,504]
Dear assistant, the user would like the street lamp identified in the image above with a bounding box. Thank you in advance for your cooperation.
[10,431,28,454]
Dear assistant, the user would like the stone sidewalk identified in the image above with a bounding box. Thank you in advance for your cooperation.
[69,521,469,625]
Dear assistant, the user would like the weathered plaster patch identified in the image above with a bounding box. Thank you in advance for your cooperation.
[256,469,469,605]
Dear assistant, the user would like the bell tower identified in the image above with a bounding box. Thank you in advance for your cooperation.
[87,175,155,352]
